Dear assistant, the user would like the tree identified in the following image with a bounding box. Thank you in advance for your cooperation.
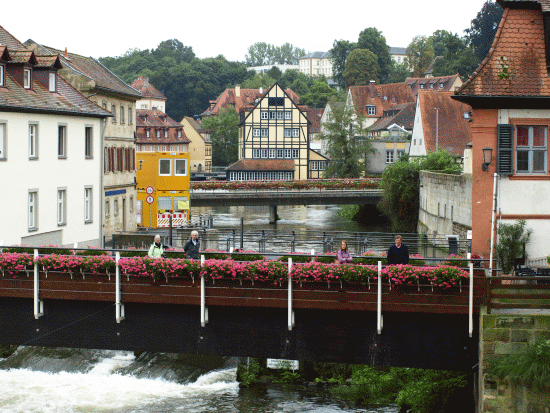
[266,66,283,81]
[495,219,532,275]
[289,77,310,97]
[330,39,356,87]
[273,42,306,64]
[406,36,435,77]
[152,39,195,64]
[357,27,392,82]
[320,104,374,178]
[343,49,379,88]
[200,107,240,167]
[299,80,339,108]
[388,61,411,83]
[245,42,305,66]
[240,73,277,89]
[429,30,478,79]
[465,0,504,61]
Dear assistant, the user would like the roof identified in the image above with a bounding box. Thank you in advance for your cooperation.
[308,108,324,134]
[183,116,212,143]
[299,51,331,60]
[497,0,550,11]
[9,50,37,65]
[24,41,142,98]
[417,91,472,156]
[456,5,550,98]
[405,74,462,96]
[35,55,63,69]
[226,159,296,171]
[349,82,415,117]
[389,47,407,55]
[369,102,416,131]
[131,76,166,101]
[0,25,27,51]
[136,109,190,144]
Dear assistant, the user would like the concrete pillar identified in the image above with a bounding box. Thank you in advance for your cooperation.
[269,205,278,224]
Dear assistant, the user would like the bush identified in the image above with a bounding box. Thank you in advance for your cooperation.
[495,219,531,274]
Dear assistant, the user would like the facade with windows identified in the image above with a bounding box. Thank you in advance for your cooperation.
[299,51,332,77]
[180,116,212,173]
[131,76,166,112]
[452,0,550,259]
[236,83,310,180]
[135,152,190,228]
[25,40,142,241]
[0,33,110,247]
[135,109,190,154]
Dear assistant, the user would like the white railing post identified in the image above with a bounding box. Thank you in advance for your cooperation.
[377,260,383,334]
[310,249,315,262]
[468,252,474,337]
[200,255,208,326]
[115,252,124,323]
[33,249,43,319]
[288,257,294,331]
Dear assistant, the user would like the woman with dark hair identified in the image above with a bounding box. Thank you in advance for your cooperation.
[337,241,353,264]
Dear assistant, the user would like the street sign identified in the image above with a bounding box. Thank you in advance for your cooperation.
[146,186,154,195]
[146,195,154,204]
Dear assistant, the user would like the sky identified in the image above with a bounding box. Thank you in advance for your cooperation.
[4,0,490,62]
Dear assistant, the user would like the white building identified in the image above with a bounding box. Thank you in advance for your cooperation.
[0,29,111,247]
[299,51,332,77]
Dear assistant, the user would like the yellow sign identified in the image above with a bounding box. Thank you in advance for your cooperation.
[178,199,189,210]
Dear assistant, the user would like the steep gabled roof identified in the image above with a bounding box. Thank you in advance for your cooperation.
[136,109,190,144]
[456,3,550,99]
[349,82,415,117]
[35,55,63,69]
[9,50,37,65]
[418,91,472,156]
[369,102,416,132]
[405,74,462,96]
[131,76,166,101]
[0,25,27,51]
[226,159,295,171]
[183,116,212,143]
[0,46,11,61]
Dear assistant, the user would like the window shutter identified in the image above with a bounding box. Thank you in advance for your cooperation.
[497,124,513,175]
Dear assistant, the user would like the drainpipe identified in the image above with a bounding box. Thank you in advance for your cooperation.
[100,116,106,247]
[489,173,498,273]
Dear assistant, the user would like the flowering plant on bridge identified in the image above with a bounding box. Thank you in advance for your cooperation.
[36,254,83,274]
[429,266,469,288]
[191,178,381,191]
[0,252,34,276]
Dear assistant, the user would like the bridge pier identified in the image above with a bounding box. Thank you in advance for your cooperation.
[269,205,278,224]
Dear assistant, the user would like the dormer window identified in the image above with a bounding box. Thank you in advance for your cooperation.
[419,84,425,89]
[161,116,166,122]
[164,130,168,138]
[49,72,56,92]
[429,83,434,89]
[24,68,31,89]
[439,82,445,88]
[0,65,4,87]
[156,130,161,138]
[146,129,150,138]
[178,130,182,139]
[366,105,376,115]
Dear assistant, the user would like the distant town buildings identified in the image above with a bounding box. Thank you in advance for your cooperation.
[180,116,212,173]
[299,51,332,77]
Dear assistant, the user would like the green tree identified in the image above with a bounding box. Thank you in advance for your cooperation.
[330,39,356,87]
[200,107,239,167]
[289,77,310,97]
[343,49,379,88]
[495,219,532,274]
[320,104,374,178]
[299,80,339,108]
[388,61,411,83]
[357,27,392,82]
[465,0,504,61]
[429,30,478,79]
[245,42,305,66]
[240,73,276,89]
[406,36,435,77]
[273,42,306,64]
[266,66,283,81]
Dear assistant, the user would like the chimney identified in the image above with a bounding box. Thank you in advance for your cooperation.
[235,84,240,98]
[144,76,149,87]
[64,47,68,58]
[259,87,263,94]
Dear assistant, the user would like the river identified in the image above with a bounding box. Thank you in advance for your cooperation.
[1,205,400,412]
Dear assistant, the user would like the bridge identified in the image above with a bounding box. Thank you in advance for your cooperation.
[190,188,383,222]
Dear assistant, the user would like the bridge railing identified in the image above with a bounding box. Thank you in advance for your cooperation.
[485,274,550,314]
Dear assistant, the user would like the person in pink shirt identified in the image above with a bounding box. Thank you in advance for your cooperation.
[337,241,353,264]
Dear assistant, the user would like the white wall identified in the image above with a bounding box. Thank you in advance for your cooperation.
[0,112,102,247]
[409,98,426,157]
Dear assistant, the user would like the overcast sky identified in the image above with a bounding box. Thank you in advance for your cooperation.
[4,0,489,62]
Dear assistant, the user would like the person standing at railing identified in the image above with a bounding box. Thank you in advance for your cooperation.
[183,230,200,260]
[148,234,166,259]
[337,241,353,264]
[387,235,409,265]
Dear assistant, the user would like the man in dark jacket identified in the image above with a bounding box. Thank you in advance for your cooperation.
[387,235,409,265]
[183,230,200,260]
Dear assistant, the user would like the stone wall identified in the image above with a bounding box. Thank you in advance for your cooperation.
[418,171,472,240]
[480,310,550,412]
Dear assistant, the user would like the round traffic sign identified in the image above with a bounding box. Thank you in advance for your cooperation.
[146,186,154,195]
[146,195,154,204]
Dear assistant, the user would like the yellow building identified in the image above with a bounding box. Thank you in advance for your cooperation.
[135,152,190,228]
[180,116,212,172]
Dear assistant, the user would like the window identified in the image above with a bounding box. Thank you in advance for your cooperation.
[277,149,284,158]
[165,130,168,138]
[440,82,445,88]
[146,130,150,138]
[285,111,292,120]
[57,189,66,226]
[28,190,38,230]
[130,196,134,212]
[85,127,93,158]
[319,161,326,171]
[156,130,161,138]
[128,107,133,124]
[162,145,167,151]
[253,148,260,158]
[386,150,395,163]
[292,129,299,137]
[311,161,318,170]
[175,158,187,176]
[141,104,148,109]
[29,123,38,159]
[261,111,268,119]
[516,125,547,173]
[58,125,67,158]
[114,198,119,215]
[269,149,276,159]
[111,105,116,123]
[366,105,376,115]
[261,149,268,158]
[159,159,171,175]
[285,149,292,158]
[120,106,125,124]
[253,128,261,137]
[268,97,284,106]
[260,128,268,137]
[277,112,285,120]
[419,84,425,89]
[177,130,182,139]
[105,200,110,217]
[292,149,299,158]
[284,129,292,138]
[397,150,405,161]
[24,68,31,89]
[49,72,56,92]
[429,83,434,89]
[0,122,5,159]
[0,65,4,86]
[84,187,93,223]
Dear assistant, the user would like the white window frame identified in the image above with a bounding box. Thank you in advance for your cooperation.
[58,124,67,158]
[285,111,292,120]
[105,200,110,217]
[29,123,38,159]
[260,128,268,137]
[277,149,284,158]
[0,121,6,159]
[277,112,284,120]
[292,129,300,137]
[319,161,326,171]
[165,130,168,138]
[24,68,31,89]
[57,188,67,226]
[386,150,395,163]
[292,149,299,158]
[177,130,182,138]
[311,161,318,170]
[85,126,93,159]
[270,111,277,119]
[261,149,268,158]
[269,149,277,159]
[252,148,260,158]
[84,187,93,223]
[28,190,38,231]
[156,130,161,138]
[174,158,188,176]
[49,72,56,92]
[284,129,292,138]
[128,107,133,125]
[146,130,150,138]
[261,111,268,120]
[0,64,4,87]
[515,125,548,174]
[366,105,376,115]
[253,128,261,137]
[284,149,292,159]
[159,158,172,176]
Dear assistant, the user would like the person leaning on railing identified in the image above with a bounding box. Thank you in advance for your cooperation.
[387,235,409,265]
[183,230,200,260]
[337,241,353,264]
[148,234,166,259]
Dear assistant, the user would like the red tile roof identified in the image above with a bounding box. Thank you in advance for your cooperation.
[35,55,63,69]
[9,50,37,65]
[457,6,550,97]
[226,159,295,171]
[418,91,472,156]
[131,76,166,100]
[349,82,415,117]
[136,109,190,144]
[405,74,462,96]
[0,46,10,61]
[0,25,27,51]
[307,108,324,134]
[369,102,416,132]
[183,116,212,143]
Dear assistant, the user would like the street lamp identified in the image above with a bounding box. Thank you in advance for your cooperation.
[482,147,493,171]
